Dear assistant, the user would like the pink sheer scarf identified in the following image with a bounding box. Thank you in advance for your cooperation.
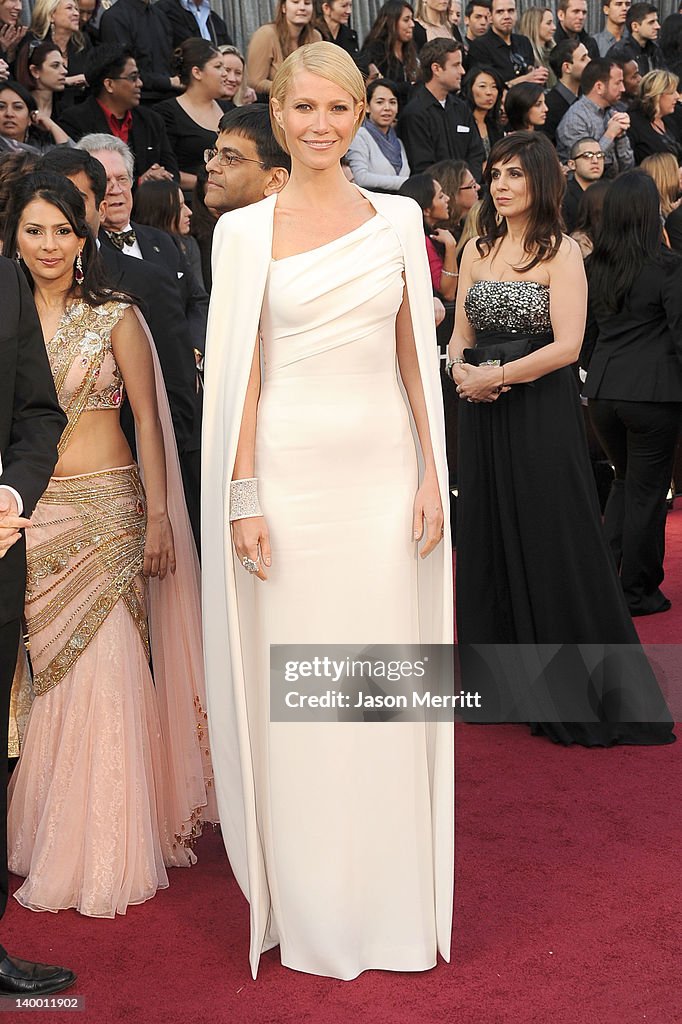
[134,308,219,842]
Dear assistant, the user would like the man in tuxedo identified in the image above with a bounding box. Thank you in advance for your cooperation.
[58,44,179,184]
[76,132,208,350]
[0,258,74,995]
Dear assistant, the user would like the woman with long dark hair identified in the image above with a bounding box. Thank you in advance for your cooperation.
[360,1,419,108]
[504,80,548,132]
[4,171,216,916]
[449,131,674,746]
[583,169,682,617]
[24,42,70,139]
[399,172,459,300]
[461,64,504,158]
[16,0,90,107]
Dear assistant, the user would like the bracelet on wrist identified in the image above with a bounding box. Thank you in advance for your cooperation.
[229,477,262,522]
[445,357,465,380]
[441,269,459,278]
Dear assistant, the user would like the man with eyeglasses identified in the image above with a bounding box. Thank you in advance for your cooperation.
[204,104,291,216]
[59,44,179,184]
[466,0,547,87]
[563,137,605,231]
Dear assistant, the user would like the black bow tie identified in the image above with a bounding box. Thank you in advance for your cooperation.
[107,228,137,250]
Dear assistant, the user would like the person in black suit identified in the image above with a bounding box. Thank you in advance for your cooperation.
[0,257,75,996]
[99,0,179,104]
[58,45,179,184]
[155,0,232,49]
[75,133,207,349]
[38,147,196,474]
[583,169,682,616]
[398,37,486,179]
[466,0,547,87]
[539,38,590,145]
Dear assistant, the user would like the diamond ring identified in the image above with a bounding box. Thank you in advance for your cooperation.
[241,555,259,573]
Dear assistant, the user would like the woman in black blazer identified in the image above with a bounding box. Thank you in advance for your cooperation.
[583,170,682,616]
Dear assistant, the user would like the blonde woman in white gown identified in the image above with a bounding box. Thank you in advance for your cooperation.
[202,41,454,981]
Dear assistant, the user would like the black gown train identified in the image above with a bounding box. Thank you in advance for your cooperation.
[455,280,675,747]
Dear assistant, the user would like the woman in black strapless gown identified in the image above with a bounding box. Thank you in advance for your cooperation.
[448,131,675,747]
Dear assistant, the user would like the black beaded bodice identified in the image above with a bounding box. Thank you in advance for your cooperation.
[465,281,551,335]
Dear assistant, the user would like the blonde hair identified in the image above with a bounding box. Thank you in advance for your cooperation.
[31,0,86,50]
[641,151,680,217]
[456,198,484,257]
[518,7,553,66]
[219,44,248,106]
[639,69,680,120]
[270,41,366,154]
[415,0,448,25]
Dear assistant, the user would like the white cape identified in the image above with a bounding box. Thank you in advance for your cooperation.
[201,188,454,978]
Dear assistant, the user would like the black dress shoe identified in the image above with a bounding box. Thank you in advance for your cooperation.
[0,954,76,996]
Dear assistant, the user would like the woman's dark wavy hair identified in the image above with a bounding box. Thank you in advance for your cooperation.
[586,169,668,315]
[503,81,544,132]
[132,179,182,235]
[476,131,565,271]
[398,172,437,216]
[3,171,131,307]
[460,64,504,131]
[363,1,418,82]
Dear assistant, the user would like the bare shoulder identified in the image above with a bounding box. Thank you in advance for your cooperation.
[557,234,583,262]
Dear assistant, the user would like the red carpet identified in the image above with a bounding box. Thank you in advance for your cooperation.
[4,513,682,1024]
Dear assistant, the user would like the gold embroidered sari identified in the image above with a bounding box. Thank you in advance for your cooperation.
[8,300,217,917]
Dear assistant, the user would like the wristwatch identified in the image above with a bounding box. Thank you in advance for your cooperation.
[445,357,465,380]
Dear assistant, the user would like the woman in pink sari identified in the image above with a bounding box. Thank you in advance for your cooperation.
[3,171,216,917]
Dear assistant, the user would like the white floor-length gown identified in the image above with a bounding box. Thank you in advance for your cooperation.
[202,190,454,980]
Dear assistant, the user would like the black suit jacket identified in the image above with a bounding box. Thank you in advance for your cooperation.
[155,0,232,48]
[98,237,196,454]
[99,0,176,103]
[58,96,179,181]
[583,254,682,402]
[398,84,486,179]
[0,260,66,625]
[102,222,208,350]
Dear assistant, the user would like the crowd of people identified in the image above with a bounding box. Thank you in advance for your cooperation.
[0,0,679,999]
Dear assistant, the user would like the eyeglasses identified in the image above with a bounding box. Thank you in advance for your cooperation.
[458,182,480,190]
[112,72,142,83]
[574,151,605,160]
[204,148,265,168]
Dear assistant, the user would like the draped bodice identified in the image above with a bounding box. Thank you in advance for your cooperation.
[465,280,551,336]
[49,300,129,412]
[260,215,405,377]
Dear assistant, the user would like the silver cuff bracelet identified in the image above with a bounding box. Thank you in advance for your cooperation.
[229,478,262,521]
